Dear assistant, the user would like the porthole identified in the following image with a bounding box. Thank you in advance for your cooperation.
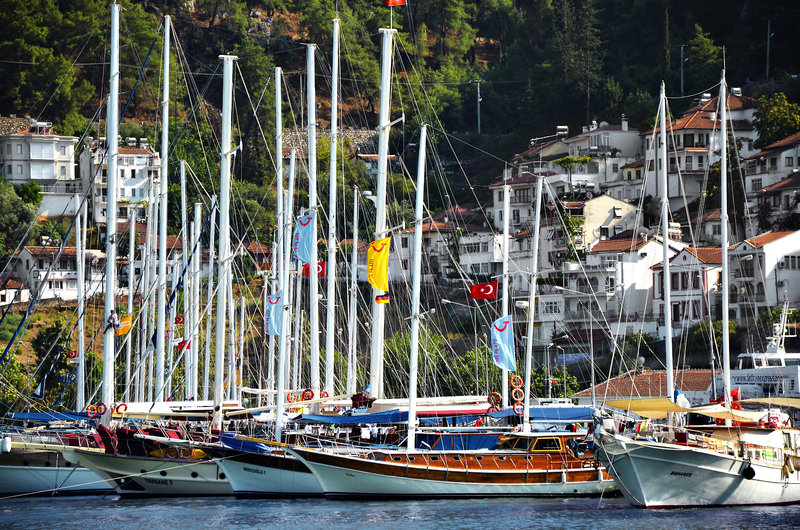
[191,471,199,478]
[160,470,167,476]
[431,456,440,461]
[453,455,461,461]
[408,456,415,462]
[392,456,402,462]
[219,473,226,479]
[475,456,483,461]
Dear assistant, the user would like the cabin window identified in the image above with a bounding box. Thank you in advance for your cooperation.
[498,456,508,460]
[475,455,483,461]
[408,456,415,462]
[531,438,562,451]
[453,455,461,461]
[391,456,402,462]
[523,455,532,461]
[430,456,440,461]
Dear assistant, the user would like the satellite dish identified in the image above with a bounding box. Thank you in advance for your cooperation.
[637,356,645,368]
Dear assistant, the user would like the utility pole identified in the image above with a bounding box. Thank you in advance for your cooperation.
[766,19,773,81]
[472,79,483,134]
[679,44,687,96]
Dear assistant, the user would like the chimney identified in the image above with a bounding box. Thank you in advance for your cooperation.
[621,114,628,132]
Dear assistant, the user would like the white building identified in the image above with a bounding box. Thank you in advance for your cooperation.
[79,140,160,225]
[652,246,722,339]
[14,246,105,301]
[743,131,800,203]
[729,230,800,327]
[642,91,759,211]
[0,279,30,306]
[0,120,80,216]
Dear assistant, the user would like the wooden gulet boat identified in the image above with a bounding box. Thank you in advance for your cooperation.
[283,431,614,499]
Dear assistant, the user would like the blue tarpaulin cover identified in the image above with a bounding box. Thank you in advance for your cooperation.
[296,408,408,425]
[9,411,89,422]
[219,432,272,454]
[487,406,594,422]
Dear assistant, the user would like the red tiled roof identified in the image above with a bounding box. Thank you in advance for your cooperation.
[760,173,800,193]
[643,94,757,135]
[338,239,369,254]
[23,246,79,258]
[745,131,800,159]
[1,279,24,290]
[743,230,796,249]
[490,171,555,188]
[572,369,712,398]
[622,159,644,169]
[684,246,722,264]
[137,234,183,250]
[589,237,649,253]
[118,147,155,155]
[400,221,456,234]
[245,241,271,254]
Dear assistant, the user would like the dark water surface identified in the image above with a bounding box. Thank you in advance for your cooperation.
[2,495,800,529]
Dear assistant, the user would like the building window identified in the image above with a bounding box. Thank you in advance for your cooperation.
[512,210,520,223]
[16,144,22,154]
[600,226,609,239]
[686,156,693,169]
[60,145,67,156]
[751,178,762,192]
[698,155,704,168]
[786,157,794,167]
[770,157,778,168]
[6,165,11,175]
[543,301,560,314]
[671,272,679,291]
[17,165,22,176]
[612,163,619,173]
[402,259,408,270]
[401,237,408,249]
[613,207,622,218]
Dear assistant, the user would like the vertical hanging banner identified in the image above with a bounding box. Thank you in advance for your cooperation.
[292,213,315,264]
[265,292,283,336]
[367,237,391,291]
[490,315,516,372]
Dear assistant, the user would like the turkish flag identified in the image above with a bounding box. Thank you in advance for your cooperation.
[174,314,185,324]
[470,280,498,300]
[302,262,327,277]
[67,350,78,359]
[384,0,406,5]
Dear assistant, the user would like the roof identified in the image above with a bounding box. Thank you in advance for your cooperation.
[741,230,796,249]
[489,171,555,188]
[589,236,650,253]
[683,246,722,264]
[746,131,800,160]
[400,220,457,234]
[760,173,800,194]
[118,147,156,155]
[355,153,399,162]
[0,279,24,290]
[622,159,644,169]
[245,241,271,254]
[572,369,712,399]
[22,246,105,259]
[137,234,183,250]
[643,93,758,134]
[338,239,369,254]
[511,139,561,161]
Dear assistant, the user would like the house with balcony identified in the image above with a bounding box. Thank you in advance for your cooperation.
[79,139,160,225]
[14,246,105,301]
[0,120,80,217]
[743,131,800,202]
[652,246,722,340]
[728,230,800,327]
[391,220,458,284]
[511,139,568,176]
[642,90,759,211]
[753,173,800,234]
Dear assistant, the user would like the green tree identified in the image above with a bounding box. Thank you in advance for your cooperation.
[0,178,39,264]
[685,24,722,96]
[30,318,74,408]
[752,93,800,149]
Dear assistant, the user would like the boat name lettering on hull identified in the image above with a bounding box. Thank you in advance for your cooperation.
[243,466,266,475]
[670,471,692,477]
[143,478,173,485]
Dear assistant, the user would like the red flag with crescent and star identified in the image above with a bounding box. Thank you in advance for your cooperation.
[470,280,498,300]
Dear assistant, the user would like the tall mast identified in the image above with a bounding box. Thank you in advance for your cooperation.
[155,15,171,401]
[346,187,359,395]
[306,44,321,402]
[75,194,85,411]
[659,82,674,403]
[720,72,732,408]
[272,66,283,406]
[406,125,428,451]
[522,174,543,432]
[368,28,396,399]
[275,149,296,441]
[213,54,237,429]
[102,2,121,414]
[180,160,190,398]
[325,17,340,395]
[501,166,511,408]
[203,196,217,400]
[125,209,135,401]
[192,202,202,398]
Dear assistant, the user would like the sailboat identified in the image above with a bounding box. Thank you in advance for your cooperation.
[593,75,800,508]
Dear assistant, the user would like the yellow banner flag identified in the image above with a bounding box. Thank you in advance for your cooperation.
[115,315,132,336]
[367,237,391,291]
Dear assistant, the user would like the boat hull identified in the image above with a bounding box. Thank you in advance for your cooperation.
[287,447,616,499]
[596,432,800,508]
[67,449,233,497]
[0,449,112,496]
[213,450,323,498]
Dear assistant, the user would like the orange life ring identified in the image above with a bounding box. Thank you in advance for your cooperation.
[487,392,502,408]
[96,402,107,415]
[320,390,329,401]
[510,374,523,389]
[511,387,524,402]
[86,405,97,418]
[287,392,298,403]
[513,402,525,416]
[302,388,314,401]
[116,403,128,415]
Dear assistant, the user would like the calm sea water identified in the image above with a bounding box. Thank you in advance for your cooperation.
[2,495,800,529]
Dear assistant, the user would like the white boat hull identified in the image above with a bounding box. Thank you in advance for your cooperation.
[214,452,322,497]
[67,449,233,497]
[287,448,616,498]
[597,432,800,508]
[0,458,112,496]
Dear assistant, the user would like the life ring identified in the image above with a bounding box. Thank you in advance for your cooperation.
[116,403,128,415]
[510,374,523,389]
[511,388,525,402]
[287,392,298,403]
[487,392,502,408]
[302,388,314,401]
[513,402,525,416]
[96,402,107,415]
[320,390,329,402]
[86,405,97,418]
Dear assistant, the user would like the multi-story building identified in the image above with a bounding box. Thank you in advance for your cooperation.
[642,90,759,211]
[743,131,800,202]
[79,139,160,225]
[729,230,800,327]
[14,246,105,301]
[652,246,722,339]
[0,120,80,216]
